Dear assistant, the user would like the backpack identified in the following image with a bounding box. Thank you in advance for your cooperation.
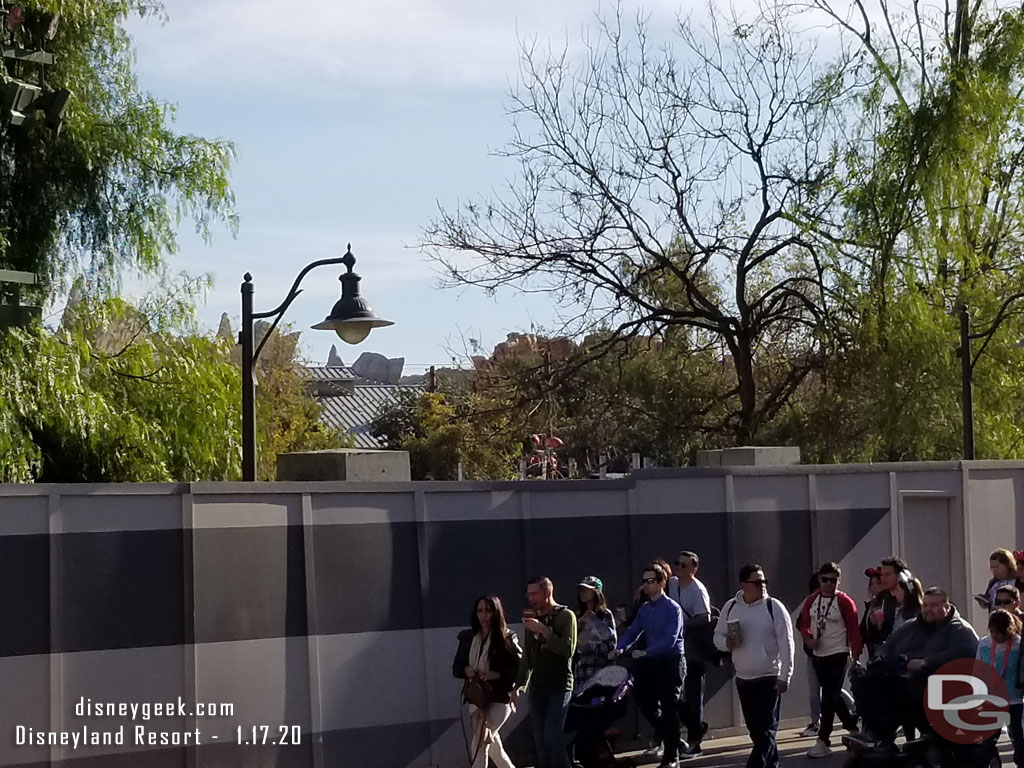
[682,603,727,665]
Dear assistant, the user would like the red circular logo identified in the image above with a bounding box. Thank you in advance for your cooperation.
[924,658,1010,744]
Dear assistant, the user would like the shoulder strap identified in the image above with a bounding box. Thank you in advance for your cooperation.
[723,598,737,621]
[766,598,775,620]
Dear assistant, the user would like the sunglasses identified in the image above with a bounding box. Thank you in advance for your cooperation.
[995,598,1015,606]
[743,579,767,586]
[676,561,694,567]
[819,576,838,583]
[641,577,659,585]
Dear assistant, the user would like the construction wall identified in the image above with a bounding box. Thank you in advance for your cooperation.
[0,460,1018,767]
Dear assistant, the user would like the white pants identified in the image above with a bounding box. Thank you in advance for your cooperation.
[468,702,516,768]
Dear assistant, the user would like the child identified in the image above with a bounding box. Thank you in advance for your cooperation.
[977,609,1023,767]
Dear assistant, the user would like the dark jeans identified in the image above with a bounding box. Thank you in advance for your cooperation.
[811,653,856,744]
[635,653,683,761]
[1011,702,1024,768]
[528,688,572,768]
[680,657,706,744]
[736,676,781,768]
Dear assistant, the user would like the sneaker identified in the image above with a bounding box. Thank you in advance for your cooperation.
[680,742,702,757]
[798,722,819,737]
[642,742,664,760]
[807,739,833,758]
[656,762,679,768]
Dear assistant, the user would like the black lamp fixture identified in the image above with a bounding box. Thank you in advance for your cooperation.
[312,246,394,344]
[240,244,392,480]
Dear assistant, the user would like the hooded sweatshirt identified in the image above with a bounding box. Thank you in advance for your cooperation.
[879,605,979,673]
[713,590,795,683]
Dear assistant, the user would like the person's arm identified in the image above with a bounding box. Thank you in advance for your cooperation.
[775,598,795,685]
[713,600,734,652]
[542,609,577,659]
[920,625,979,672]
[453,630,472,679]
[683,584,712,628]
[839,593,863,660]
[515,635,535,690]
[644,602,683,657]
[617,605,644,652]
[797,594,814,641]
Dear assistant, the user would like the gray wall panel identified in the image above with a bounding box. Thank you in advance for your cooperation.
[733,476,809,513]
[0,495,47,536]
[311,492,416,525]
[60,530,185,652]
[635,477,725,514]
[816,474,889,511]
[311,522,422,635]
[193,526,307,643]
[420,519,525,630]
[422,490,520,521]
[0,535,49,657]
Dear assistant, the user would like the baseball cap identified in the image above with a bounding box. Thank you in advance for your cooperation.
[578,576,603,591]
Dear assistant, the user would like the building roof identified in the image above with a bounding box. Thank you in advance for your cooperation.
[317,384,424,449]
[306,365,359,382]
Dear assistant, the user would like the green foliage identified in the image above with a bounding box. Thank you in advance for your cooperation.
[0,282,346,482]
[0,0,236,293]
[372,391,519,481]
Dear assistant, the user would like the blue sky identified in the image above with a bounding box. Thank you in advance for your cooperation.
[119,0,683,374]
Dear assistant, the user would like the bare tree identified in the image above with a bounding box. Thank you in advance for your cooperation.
[423,2,848,443]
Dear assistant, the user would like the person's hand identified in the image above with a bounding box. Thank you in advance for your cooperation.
[804,637,819,650]
[631,649,647,659]
[523,617,549,638]
[906,659,926,674]
[464,666,476,678]
[607,649,621,661]
[726,636,738,651]
[870,610,884,628]
[582,609,595,621]
[776,679,789,694]
[509,689,519,708]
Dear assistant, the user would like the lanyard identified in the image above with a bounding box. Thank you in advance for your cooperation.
[997,640,1014,676]
[815,594,836,636]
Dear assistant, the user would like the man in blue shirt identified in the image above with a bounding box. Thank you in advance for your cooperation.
[611,563,685,768]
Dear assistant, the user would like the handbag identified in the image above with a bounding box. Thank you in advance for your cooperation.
[461,676,493,709]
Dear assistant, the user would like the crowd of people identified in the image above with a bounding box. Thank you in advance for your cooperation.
[451,548,1024,768]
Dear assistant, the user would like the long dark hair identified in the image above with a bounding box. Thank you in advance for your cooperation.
[577,584,609,616]
[897,575,924,620]
[470,595,514,653]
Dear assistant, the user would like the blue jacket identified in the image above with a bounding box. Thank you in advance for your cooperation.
[617,594,684,657]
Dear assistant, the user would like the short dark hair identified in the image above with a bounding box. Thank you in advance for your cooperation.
[818,561,841,577]
[643,563,668,583]
[923,586,948,600]
[527,576,553,592]
[997,585,1021,601]
[739,564,764,582]
[880,556,908,572]
[678,551,699,567]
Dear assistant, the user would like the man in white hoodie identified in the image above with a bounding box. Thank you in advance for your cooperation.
[713,564,794,768]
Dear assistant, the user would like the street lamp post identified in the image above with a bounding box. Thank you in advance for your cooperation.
[240,245,392,481]
[959,303,975,460]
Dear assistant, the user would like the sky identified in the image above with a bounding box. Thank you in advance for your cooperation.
[119,0,688,374]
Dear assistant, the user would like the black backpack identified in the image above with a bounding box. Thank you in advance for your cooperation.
[682,603,727,665]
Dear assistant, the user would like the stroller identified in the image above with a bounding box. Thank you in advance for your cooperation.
[564,664,637,768]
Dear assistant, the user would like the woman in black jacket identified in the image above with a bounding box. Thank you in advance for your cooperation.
[453,595,523,768]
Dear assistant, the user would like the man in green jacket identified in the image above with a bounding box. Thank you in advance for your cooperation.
[513,576,578,768]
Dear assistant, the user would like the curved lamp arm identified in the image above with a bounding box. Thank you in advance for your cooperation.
[251,256,347,364]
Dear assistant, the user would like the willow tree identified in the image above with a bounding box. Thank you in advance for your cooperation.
[796,0,1024,459]
[0,0,235,293]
